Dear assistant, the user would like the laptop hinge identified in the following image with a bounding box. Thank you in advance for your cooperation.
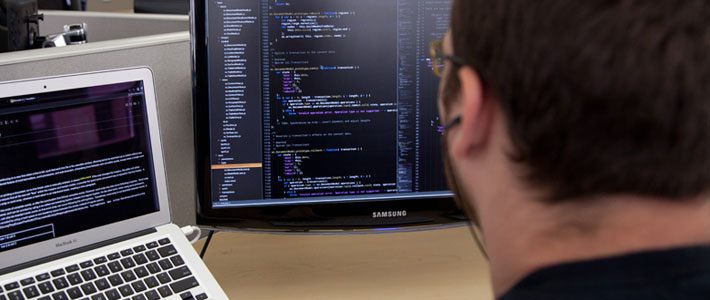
[0,228,157,276]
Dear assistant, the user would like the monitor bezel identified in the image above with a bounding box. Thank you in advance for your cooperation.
[189,0,465,231]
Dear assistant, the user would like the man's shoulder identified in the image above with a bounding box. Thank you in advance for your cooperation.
[499,245,710,300]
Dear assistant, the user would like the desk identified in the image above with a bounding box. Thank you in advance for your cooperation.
[192,226,493,299]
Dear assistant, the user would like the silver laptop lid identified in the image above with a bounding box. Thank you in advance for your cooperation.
[0,67,171,270]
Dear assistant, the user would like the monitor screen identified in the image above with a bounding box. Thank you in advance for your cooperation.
[192,0,463,231]
[0,81,160,252]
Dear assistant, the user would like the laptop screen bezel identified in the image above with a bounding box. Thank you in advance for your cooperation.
[0,67,171,270]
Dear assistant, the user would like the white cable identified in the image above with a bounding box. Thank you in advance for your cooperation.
[181,225,203,244]
[190,226,202,244]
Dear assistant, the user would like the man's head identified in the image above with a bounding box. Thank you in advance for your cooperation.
[439,0,710,210]
[437,1,710,294]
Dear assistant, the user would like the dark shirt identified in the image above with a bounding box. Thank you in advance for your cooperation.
[499,246,710,300]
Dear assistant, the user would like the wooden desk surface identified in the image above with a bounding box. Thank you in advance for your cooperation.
[193,226,493,299]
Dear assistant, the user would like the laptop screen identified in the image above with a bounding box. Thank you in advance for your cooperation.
[0,80,160,253]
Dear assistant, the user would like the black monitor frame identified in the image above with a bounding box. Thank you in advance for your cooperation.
[190,0,465,232]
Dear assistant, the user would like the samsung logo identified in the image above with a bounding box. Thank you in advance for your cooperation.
[372,210,407,218]
[55,239,78,248]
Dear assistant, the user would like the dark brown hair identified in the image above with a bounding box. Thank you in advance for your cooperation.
[448,0,710,201]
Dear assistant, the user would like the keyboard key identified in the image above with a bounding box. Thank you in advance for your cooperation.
[134,267,149,278]
[38,282,54,294]
[106,253,120,261]
[156,273,171,285]
[157,286,172,298]
[36,273,51,282]
[195,293,208,300]
[107,275,123,287]
[120,270,137,283]
[4,282,19,291]
[106,262,122,273]
[93,266,109,278]
[131,281,146,293]
[50,270,65,278]
[90,294,106,300]
[145,242,159,249]
[7,290,24,300]
[22,286,40,298]
[37,296,50,300]
[157,245,176,258]
[94,279,109,292]
[20,278,35,286]
[0,295,6,300]
[120,258,135,269]
[52,278,69,290]
[80,270,97,281]
[145,263,160,275]
[133,254,148,266]
[143,277,158,289]
[65,265,80,273]
[157,238,170,245]
[179,292,192,300]
[66,287,82,300]
[132,245,146,253]
[170,277,198,294]
[120,249,134,257]
[93,257,107,265]
[144,251,160,262]
[144,290,159,300]
[170,255,185,267]
[131,295,146,300]
[158,259,173,271]
[168,266,192,281]
[51,291,68,300]
[117,285,134,297]
[67,273,83,286]
[80,283,97,296]
[103,289,120,300]
[79,261,93,269]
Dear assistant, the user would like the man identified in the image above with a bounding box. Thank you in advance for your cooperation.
[434,0,710,299]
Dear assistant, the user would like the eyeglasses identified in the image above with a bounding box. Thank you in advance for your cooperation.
[429,38,466,78]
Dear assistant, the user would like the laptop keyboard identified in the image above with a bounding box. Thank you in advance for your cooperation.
[0,238,209,300]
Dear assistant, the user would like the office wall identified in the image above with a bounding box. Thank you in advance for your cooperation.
[0,32,197,226]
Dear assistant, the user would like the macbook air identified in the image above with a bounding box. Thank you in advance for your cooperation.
[0,67,227,300]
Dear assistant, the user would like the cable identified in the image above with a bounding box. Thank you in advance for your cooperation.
[199,230,214,259]
[180,225,203,244]
[469,223,488,260]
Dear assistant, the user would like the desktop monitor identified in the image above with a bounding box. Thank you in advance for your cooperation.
[191,0,464,231]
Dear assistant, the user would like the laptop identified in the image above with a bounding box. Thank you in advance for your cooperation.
[0,67,228,300]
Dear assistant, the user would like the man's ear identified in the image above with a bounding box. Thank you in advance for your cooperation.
[450,66,493,159]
